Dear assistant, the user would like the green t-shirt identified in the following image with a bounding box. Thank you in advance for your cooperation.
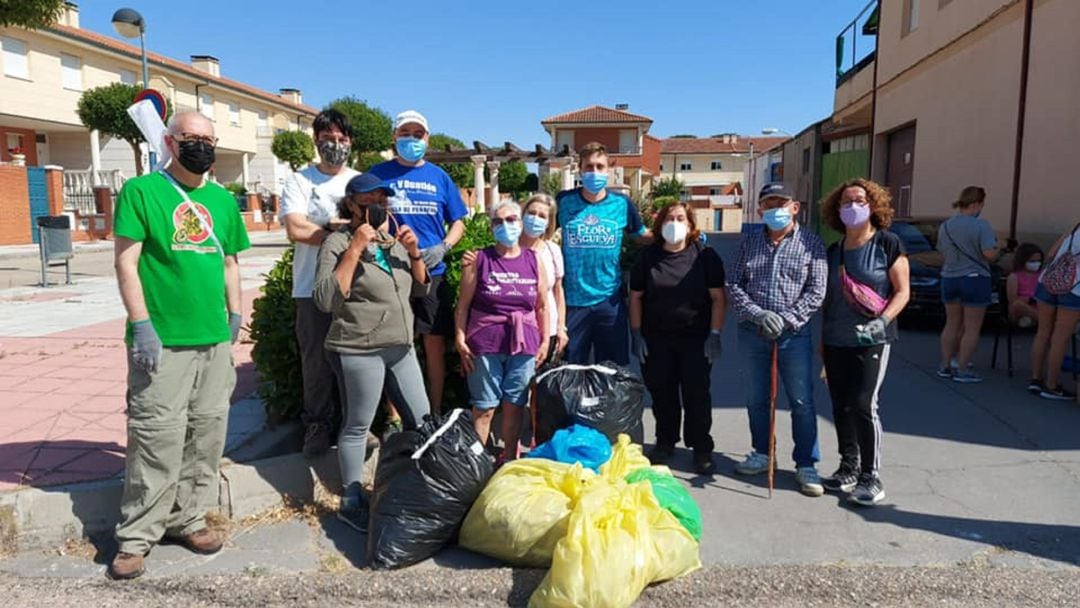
[114,172,251,347]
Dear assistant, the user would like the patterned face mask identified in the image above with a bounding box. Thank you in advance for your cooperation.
[317,140,350,167]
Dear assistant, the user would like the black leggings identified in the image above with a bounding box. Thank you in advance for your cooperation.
[823,344,891,476]
[642,336,714,453]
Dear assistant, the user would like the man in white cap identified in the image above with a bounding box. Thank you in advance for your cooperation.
[366,110,467,414]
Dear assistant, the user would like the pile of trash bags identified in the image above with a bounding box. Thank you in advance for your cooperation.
[533,362,645,445]
[461,433,702,607]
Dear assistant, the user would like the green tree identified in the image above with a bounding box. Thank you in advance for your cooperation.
[670,134,697,139]
[540,171,563,196]
[77,82,171,176]
[271,131,315,171]
[495,160,528,195]
[355,151,385,172]
[326,96,392,162]
[429,133,473,188]
[652,176,685,199]
[0,0,66,29]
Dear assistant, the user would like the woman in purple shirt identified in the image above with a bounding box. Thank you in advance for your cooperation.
[455,200,549,460]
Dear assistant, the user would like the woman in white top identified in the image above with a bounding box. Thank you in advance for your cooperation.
[1030,222,1080,400]
[519,193,569,362]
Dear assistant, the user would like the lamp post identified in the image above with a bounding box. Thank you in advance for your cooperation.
[112,8,155,170]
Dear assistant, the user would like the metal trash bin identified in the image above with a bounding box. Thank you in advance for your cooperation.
[37,215,74,286]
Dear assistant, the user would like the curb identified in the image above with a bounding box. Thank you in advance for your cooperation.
[0,441,379,554]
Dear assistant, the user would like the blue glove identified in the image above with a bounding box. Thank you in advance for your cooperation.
[130,319,163,373]
[699,232,708,246]
[631,328,648,363]
[229,312,243,344]
[754,310,786,340]
[706,330,723,364]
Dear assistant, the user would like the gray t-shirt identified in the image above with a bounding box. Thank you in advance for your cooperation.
[937,214,996,278]
[823,230,905,347]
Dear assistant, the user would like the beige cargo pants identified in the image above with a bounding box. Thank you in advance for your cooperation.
[115,342,236,555]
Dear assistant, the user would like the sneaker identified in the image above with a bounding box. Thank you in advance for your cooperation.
[1026,378,1044,395]
[693,450,716,475]
[303,423,331,459]
[734,452,770,476]
[821,463,859,493]
[849,473,885,506]
[952,366,983,384]
[935,366,955,379]
[1017,316,1034,329]
[1040,386,1077,401]
[795,466,824,497]
[107,552,145,580]
[336,496,369,534]
[647,444,675,466]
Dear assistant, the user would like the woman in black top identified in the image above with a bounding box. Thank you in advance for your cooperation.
[819,178,910,507]
[629,202,726,475]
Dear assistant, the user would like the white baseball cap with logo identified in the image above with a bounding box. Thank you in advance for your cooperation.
[394,110,429,133]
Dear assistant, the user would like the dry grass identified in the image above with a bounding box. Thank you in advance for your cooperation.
[56,536,97,559]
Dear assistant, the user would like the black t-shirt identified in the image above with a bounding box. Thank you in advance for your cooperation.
[823,230,905,347]
[630,242,726,340]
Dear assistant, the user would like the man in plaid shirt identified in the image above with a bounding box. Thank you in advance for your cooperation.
[728,183,828,497]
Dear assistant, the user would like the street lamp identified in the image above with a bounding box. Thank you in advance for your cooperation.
[112,8,155,169]
[761,127,792,137]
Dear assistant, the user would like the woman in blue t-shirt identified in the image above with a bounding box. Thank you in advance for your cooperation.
[819,179,910,506]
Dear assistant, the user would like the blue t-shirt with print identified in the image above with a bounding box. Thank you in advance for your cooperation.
[367,160,468,276]
[557,188,645,307]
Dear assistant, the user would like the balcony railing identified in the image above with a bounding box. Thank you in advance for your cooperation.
[836,0,879,86]
[63,169,125,215]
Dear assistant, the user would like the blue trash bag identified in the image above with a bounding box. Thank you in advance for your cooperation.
[526,424,612,472]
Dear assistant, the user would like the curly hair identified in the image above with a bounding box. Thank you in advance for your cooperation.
[820,178,894,232]
[1011,242,1044,273]
[654,201,700,246]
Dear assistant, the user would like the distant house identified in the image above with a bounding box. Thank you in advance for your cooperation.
[540,105,661,195]
[659,134,785,202]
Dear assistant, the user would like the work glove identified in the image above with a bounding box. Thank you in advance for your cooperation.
[130,319,163,373]
[754,310,786,340]
[858,316,889,344]
[706,330,723,364]
[229,312,243,344]
[630,328,648,364]
[420,242,450,269]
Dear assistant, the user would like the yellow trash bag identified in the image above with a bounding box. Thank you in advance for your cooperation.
[459,459,596,567]
[529,480,700,608]
[599,434,651,481]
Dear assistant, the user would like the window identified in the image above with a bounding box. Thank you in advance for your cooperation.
[2,36,29,79]
[229,102,241,126]
[659,163,664,172]
[618,129,637,154]
[257,110,268,128]
[555,130,573,153]
[200,94,214,120]
[679,162,692,171]
[60,53,82,91]
[903,0,920,36]
[709,187,722,196]
[801,147,811,175]
[119,69,136,85]
[710,160,722,171]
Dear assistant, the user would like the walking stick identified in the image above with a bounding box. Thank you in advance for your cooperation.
[768,341,779,499]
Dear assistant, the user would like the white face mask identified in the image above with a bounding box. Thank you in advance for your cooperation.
[661,221,688,244]
[1026,261,1042,272]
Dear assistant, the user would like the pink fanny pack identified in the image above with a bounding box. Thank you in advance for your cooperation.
[840,266,889,318]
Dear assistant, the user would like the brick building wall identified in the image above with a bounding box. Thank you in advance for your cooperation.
[0,166,31,245]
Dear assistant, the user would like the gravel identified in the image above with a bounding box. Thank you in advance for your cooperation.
[2,563,1078,607]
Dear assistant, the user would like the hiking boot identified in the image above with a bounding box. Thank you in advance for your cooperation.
[734,452,770,476]
[822,463,859,493]
[166,527,224,555]
[952,366,983,384]
[647,444,675,466]
[693,450,716,475]
[107,552,145,580]
[1040,385,1077,401]
[1027,378,1045,395]
[795,466,824,497]
[303,423,331,459]
[849,473,885,506]
[337,495,370,534]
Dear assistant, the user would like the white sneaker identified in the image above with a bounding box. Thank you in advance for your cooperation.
[795,466,824,497]
[734,452,770,476]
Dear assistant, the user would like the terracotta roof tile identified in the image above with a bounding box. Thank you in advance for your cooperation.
[541,105,653,125]
[660,136,787,154]
[47,24,319,115]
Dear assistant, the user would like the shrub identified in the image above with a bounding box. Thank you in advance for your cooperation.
[249,246,301,423]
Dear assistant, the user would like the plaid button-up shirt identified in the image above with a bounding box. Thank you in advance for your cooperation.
[727,223,827,331]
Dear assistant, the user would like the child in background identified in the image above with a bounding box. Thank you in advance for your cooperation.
[1007,243,1044,328]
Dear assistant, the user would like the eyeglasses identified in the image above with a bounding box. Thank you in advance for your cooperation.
[174,132,218,146]
[491,216,520,227]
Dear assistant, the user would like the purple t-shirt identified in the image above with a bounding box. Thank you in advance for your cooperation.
[467,247,542,356]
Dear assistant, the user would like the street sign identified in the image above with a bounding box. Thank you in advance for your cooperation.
[134,89,167,121]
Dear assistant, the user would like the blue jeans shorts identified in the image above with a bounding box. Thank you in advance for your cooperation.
[467,353,536,410]
[1034,283,1080,311]
[941,274,992,307]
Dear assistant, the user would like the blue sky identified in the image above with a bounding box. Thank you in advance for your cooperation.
[79,0,871,146]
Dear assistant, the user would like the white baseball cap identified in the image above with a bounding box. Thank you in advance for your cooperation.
[394,110,428,133]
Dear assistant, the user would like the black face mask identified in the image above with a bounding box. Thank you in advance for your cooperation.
[362,204,387,228]
[176,139,215,174]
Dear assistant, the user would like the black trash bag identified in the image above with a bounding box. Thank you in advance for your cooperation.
[533,361,645,446]
[366,409,494,569]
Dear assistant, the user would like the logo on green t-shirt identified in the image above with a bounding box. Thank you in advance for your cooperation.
[171,201,218,253]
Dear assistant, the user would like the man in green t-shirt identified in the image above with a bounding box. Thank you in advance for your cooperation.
[109,111,250,580]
